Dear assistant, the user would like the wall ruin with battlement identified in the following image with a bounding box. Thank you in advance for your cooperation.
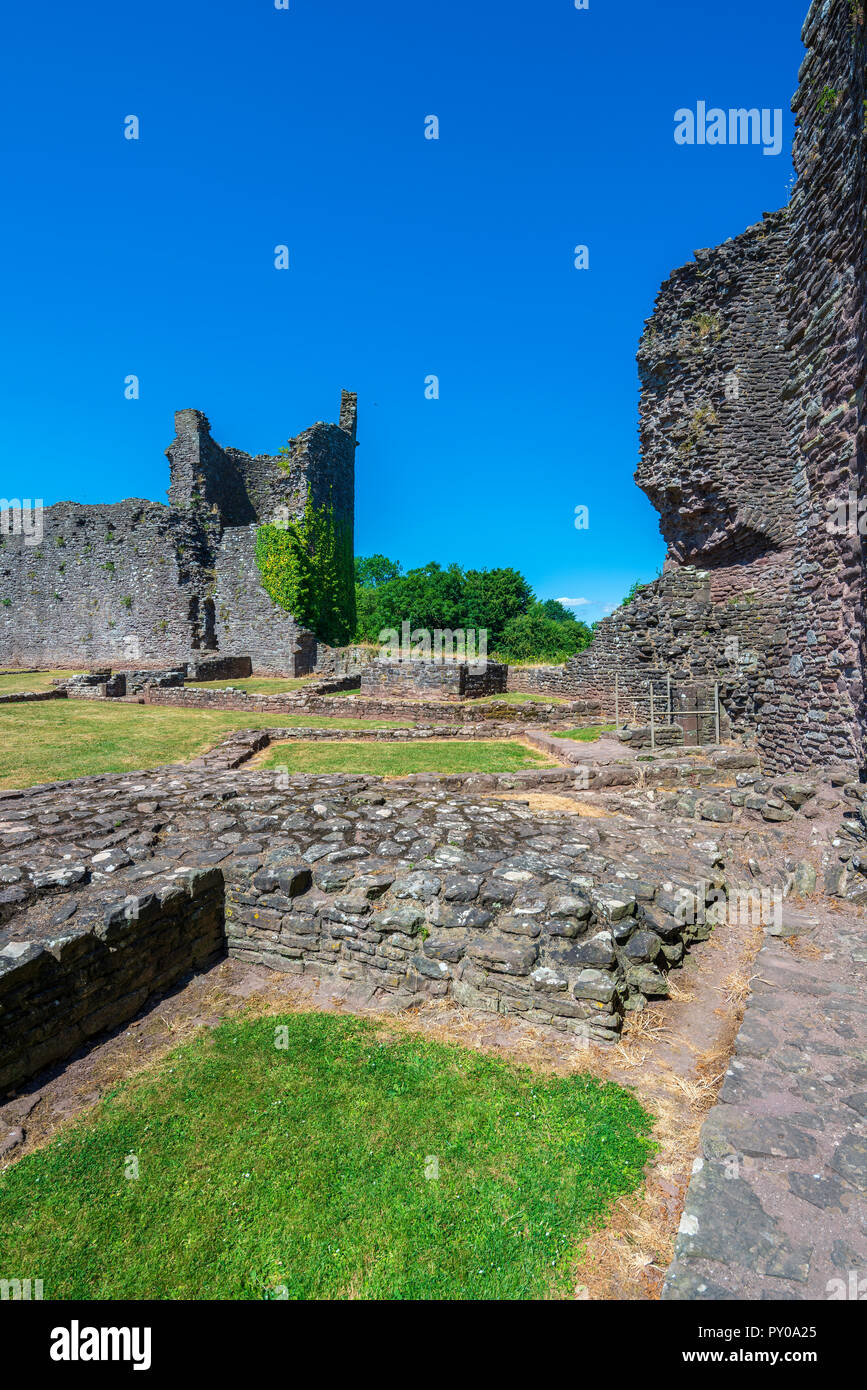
[0,392,357,674]
[560,0,867,776]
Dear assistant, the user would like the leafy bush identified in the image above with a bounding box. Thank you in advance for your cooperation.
[492,607,593,663]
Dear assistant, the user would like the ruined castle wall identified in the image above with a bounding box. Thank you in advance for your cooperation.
[558,568,785,739]
[0,501,206,666]
[637,212,792,585]
[563,1,867,773]
[212,527,309,675]
[167,410,259,526]
[0,394,357,674]
[759,0,867,773]
[550,220,796,744]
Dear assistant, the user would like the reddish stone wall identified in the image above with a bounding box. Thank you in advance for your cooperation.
[556,1,867,774]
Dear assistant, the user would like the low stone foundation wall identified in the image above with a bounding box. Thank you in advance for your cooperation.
[361,660,509,701]
[253,721,532,743]
[307,675,364,695]
[119,667,187,695]
[618,724,685,751]
[0,868,224,1094]
[0,751,756,1091]
[187,655,253,682]
[506,665,580,696]
[0,690,67,706]
[67,681,125,700]
[56,667,186,698]
[139,682,356,716]
[0,732,786,1097]
[223,822,724,1045]
[316,695,597,724]
[140,686,595,724]
[312,643,377,679]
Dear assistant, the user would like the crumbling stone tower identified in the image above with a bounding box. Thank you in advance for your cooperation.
[564,0,867,777]
[0,391,358,673]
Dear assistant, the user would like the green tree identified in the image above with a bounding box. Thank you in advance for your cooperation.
[492,605,593,663]
[538,598,578,624]
[355,554,402,588]
[353,557,594,661]
[462,568,534,640]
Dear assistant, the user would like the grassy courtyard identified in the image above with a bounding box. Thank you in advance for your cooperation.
[0,702,405,789]
[552,725,617,742]
[256,739,555,776]
[0,668,83,695]
[477,690,571,706]
[187,676,319,694]
[0,1013,653,1300]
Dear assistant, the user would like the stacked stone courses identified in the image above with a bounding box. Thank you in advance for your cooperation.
[0,392,357,675]
[0,759,737,1092]
[515,1,867,778]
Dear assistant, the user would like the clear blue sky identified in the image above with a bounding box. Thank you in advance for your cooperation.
[1,0,804,623]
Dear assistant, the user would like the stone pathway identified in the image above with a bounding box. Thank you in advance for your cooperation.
[663,907,867,1300]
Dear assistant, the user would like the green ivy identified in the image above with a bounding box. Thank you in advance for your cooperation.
[255,489,355,646]
[817,85,840,114]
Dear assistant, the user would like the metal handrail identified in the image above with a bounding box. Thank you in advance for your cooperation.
[614,674,721,748]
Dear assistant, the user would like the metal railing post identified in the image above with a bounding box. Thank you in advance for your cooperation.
[649,682,656,750]
[615,672,620,730]
[714,682,720,745]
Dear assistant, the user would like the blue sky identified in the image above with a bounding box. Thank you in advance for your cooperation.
[1,0,804,623]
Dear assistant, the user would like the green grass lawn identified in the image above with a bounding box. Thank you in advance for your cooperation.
[0,702,406,789]
[551,726,617,742]
[0,1013,653,1300]
[187,676,318,694]
[0,668,83,695]
[257,739,556,776]
[477,691,571,706]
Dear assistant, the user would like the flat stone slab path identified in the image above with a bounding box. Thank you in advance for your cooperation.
[664,909,867,1300]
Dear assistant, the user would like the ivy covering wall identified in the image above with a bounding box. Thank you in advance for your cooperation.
[255,490,356,646]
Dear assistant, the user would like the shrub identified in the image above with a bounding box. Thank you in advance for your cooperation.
[492,608,593,664]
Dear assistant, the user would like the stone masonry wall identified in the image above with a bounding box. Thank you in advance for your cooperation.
[506,665,580,696]
[558,0,867,775]
[0,868,224,1094]
[0,500,205,666]
[0,392,357,675]
[637,212,793,584]
[141,684,595,724]
[561,216,796,752]
[760,0,867,773]
[360,660,508,702]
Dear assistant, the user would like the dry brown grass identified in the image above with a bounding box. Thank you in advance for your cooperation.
[492,791,612,817]
[784,935,823,960]
[562,915,765,1300]
[665,975,696,1004]
[720,963,754,1011]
